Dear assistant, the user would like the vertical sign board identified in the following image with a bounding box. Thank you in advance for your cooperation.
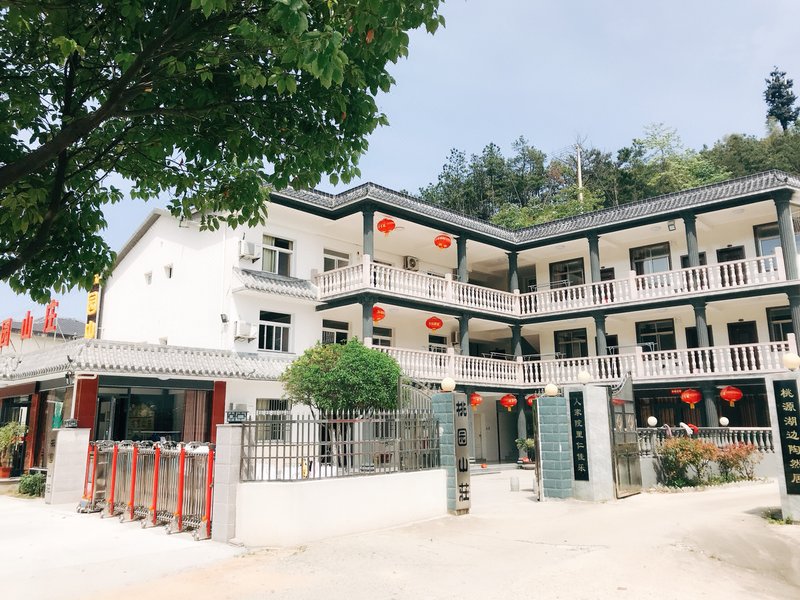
[454,395,471,511]
[569,391,590,481]
[772,380,800,494]
[84,275,101,339]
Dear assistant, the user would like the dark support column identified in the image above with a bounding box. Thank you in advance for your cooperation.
[511,324,522,357]
[691,300,710,347]
[362,207,375,258]
[682,212,700,267]
[458,314,471,356]
[593,313,607,356]
[774,191,798,280]
[588,233,601,282]
[361,297,374,341]
[790,291,800,353]
[457,236,468,283]
[507,251,519,292]
[700,383,719,427]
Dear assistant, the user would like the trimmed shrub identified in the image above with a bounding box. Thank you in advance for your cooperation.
[657,437,720,487]
[18,472,46,496]
[717,443,762,481]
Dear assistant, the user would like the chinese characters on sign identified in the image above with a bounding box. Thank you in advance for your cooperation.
[569,391,590,481]
[84,275,102,339]
[773,380,800,494]
[0,299,59,352]
[454,397,471,511]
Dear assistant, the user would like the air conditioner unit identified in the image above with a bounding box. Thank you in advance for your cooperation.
[234,321,257,340]
[404,255,420,271]
[449,330,460,345]
[239,240,259,260]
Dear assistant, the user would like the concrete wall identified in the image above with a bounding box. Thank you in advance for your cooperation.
[235,469,447,547]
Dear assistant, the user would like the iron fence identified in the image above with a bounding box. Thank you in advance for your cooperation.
[636,427,774,457]
[240,410,440,482]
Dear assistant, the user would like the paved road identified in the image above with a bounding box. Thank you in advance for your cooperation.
[2,475,799,599]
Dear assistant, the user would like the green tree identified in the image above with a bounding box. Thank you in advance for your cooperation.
[279,338,401,413]
[764,67,800,132]
[0,0,444,301]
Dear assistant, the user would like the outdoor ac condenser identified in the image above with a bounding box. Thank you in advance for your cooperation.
[239,240,259,260]
[234,321,257,340]
[404,255,420,271]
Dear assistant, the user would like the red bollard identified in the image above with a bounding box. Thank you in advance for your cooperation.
[203,447,214,538]
[81,442,93,501]
[107,444,119,516]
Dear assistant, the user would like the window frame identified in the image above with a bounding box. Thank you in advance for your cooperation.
[255,398,291,441]
[554,328,588,358]
[372,326,393,347]
[323,248,350,272]
[258,311,292,353]
[548,257,585,288]
[635,318,676,352]
[321,319,349,345]
[767,305,793,342]
[630,242,672,276]
[262,235,294,276]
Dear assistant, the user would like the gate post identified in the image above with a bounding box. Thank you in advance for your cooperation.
[432,392,470,515]
[211,424,242,543]
[765,375,800,521]
[568,385,615,502]
[45,428,91,505]
[536,394,573,499]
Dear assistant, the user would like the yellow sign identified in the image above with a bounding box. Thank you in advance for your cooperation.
[84,275,101,339]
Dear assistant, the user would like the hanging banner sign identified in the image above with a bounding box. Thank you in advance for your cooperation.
[454,395,471,512]
[569,391,590,481]
[772,379,800,495]
[84,275,102,339]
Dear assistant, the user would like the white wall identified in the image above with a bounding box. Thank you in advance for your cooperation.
[235,469,446,546]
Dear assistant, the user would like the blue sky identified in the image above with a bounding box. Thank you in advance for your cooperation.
[4,0,800,320]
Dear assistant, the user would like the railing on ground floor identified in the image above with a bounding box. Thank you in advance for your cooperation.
[240,410,440,482]
[636,427,774,457]
[379,340,791,387]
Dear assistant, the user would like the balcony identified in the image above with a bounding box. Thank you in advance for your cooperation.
[315,251,790,319]
[378,340,791,388]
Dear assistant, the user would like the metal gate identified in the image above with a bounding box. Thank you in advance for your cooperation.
[609,376,642,498]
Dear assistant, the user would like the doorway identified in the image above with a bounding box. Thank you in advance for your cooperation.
[727,321,759,369]
[717,246,747,285]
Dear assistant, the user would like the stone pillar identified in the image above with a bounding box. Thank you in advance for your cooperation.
[774,191,798,280]
[765,376,800,521]
[507,251,519,292]
[458,314,470,356]
[588,233,601,282]
[700,383,719,427]
[211,424,242,543]
[511,324,522,357]
[432,392,470,515]
[456,236,468,283]
[790,291,800,354]
[362,297,374,343]
[24,392,41,470]
[568,385,615,502]
[362,207,375,258]
[593,312,607,356]
[691,300,710,347]
[210,381,226,443]
[683,212,700,267]
[45,428,91,505]
[536,394,573,499]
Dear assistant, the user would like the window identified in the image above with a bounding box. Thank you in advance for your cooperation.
[767,306,793,342]
[322,319,349,345]
[255,398,290,441]
[636,319,676,352]
[679,252,707,268]
[554,328,588,358]
[372,326,393,347]
[258,311,291,352]
[754,222,800,257]
[323,249,349,272]
[164,264,173,279]
[428,334,447,353]
[630,242,671,275]
[262,235,293,276]
[144,272,152,285]
[549,258,584,288]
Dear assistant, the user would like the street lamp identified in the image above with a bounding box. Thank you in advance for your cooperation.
[646,416,658,427]
[440,377,456,392]
[577,370,591,385]
[719,416,730,427]
[544,383,559,397]
[782,351,800,371]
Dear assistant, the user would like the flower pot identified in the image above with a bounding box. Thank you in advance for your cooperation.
[0,466,12,479]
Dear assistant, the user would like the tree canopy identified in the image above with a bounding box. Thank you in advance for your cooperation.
[0,0,444,301]
[279,339,401,412]
[764,67,800,132]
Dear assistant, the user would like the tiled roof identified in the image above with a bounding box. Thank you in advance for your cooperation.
[0,339,293,382]
[233,268,318,300]
[273,170,800,245]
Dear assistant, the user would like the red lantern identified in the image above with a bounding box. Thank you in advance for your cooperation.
[611,397,625,406]
[425,316,443,331]
[434,234,452,249]
[377,218,396,236]
[470,392,483,412]
[372,306,385,322]
[720,385,743,408]
[499,394,517,412]
[526,394,537,407]
[680,389,702,410]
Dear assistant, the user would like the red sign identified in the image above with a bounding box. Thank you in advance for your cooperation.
[670,388,683,395]
[43,299,58,333]
[20,311,33,340]
[0,319,11,347]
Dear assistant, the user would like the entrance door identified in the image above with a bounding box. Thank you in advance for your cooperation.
[609,378,642,498]
[717,246,746,285]
[472,413,485,461]
[728,321,759,370]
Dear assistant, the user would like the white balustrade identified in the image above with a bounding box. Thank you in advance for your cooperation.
[636,341,790,379]
[637,427,774,456]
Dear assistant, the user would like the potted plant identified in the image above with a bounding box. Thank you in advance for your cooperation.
[0,421,27,478]
[515,437,536,469]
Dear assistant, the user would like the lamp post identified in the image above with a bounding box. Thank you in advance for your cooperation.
[577,370,591,386]
[544,383,559,397]
[440,377,456,393]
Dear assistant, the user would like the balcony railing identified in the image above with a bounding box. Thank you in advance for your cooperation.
[314,251,790,318]
[636,427,775,456]
[378,341,791,388]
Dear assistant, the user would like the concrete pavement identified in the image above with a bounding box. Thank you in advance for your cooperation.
[1,474,799,599]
